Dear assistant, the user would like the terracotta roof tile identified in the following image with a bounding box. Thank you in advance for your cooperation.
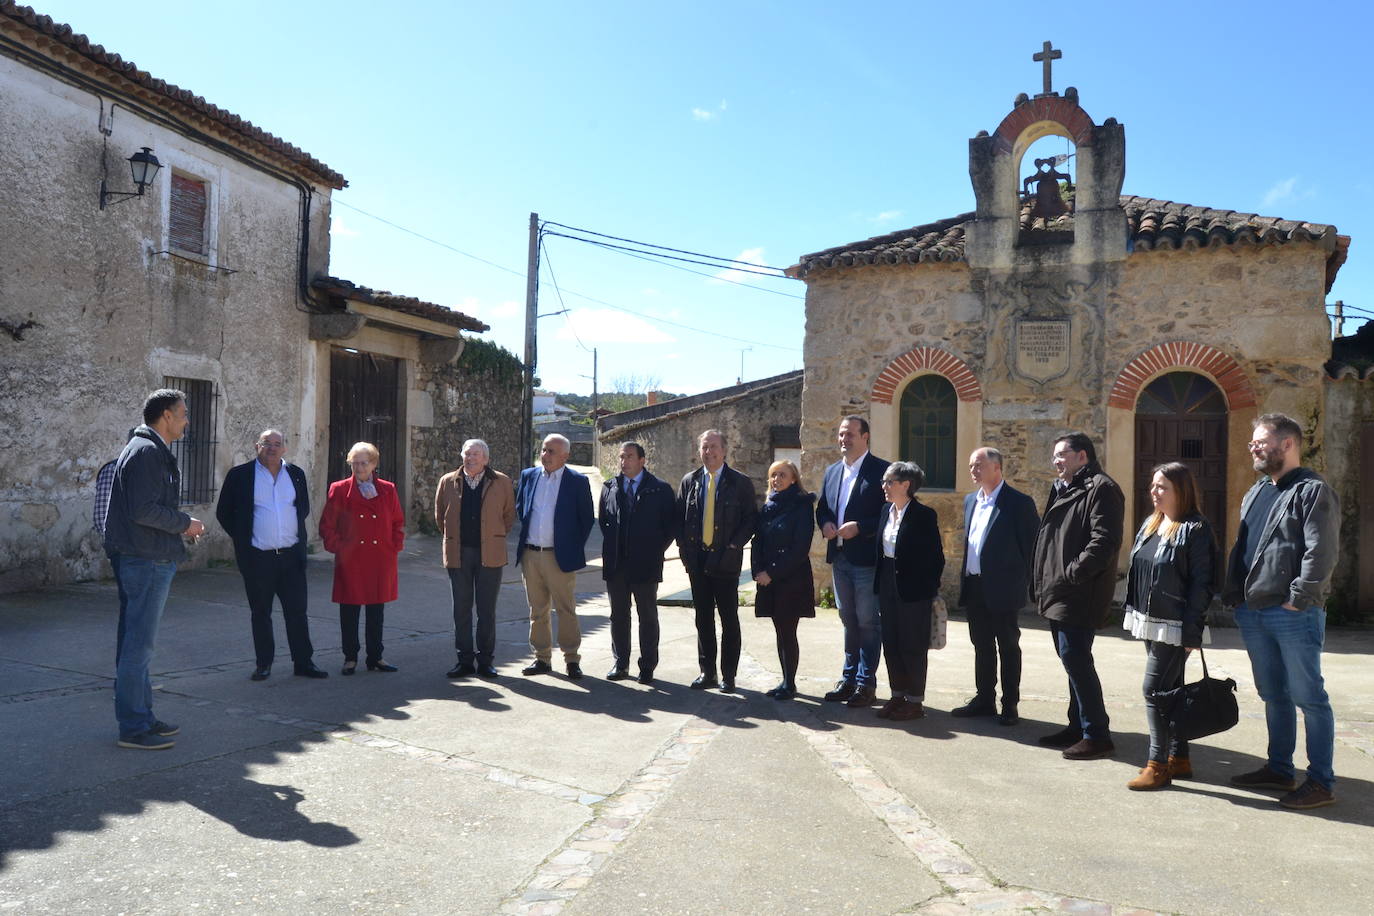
[792,196,1348,292]
[1,1,346,188]
[312,277,489,333]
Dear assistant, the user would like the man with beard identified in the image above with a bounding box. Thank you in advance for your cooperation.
[1224,413,1340,809]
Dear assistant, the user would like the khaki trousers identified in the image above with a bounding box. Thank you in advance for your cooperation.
[522,549,581,663]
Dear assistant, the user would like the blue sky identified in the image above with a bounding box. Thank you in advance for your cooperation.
[38,0,1373,394]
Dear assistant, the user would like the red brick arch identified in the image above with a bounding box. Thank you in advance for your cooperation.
[994,95,1096,147]
[871,347,981,405]
[1107,341,1257,410]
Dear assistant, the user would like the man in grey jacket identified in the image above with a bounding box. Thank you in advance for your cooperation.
[104,389,205,749]
[1224,413,1340,809]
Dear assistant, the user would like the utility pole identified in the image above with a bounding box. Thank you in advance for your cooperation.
[737,347,751,385]
[1334,300,1345,338]
[591,348,599,417]
[522,212,539,468]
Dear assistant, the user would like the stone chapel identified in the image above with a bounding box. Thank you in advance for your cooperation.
[788,57,1367,615]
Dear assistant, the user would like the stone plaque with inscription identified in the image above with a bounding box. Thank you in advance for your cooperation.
[1014,318,1071,383]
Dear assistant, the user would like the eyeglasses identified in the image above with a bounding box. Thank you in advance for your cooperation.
[1246,440,1275,450]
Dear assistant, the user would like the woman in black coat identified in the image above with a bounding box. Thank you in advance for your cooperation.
[1122,461,1217,790]
[874,461,945,721]
[751,459,816,700]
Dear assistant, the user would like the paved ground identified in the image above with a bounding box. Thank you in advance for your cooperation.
[4,504,1373,914]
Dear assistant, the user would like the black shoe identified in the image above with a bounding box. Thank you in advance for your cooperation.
[950,698,997,718]
[1230,765,1299,791]
[150,720,179,737]
[846,686,876,708]
[1037,725,1081,748]
[478,664,499,678]
[824,680,857,702]
[606,668,631,681]
[447,662,477,678]
[768,685,796,700]
[117,731,175,750]
[250,666,271,681]
[341,661,357,676]
[1062,738,1116,761]
[522,660,553,676]
[294,664,329,679]
[566,662,584,680]
[720,679,736,693]
[999,707,1020,726]
[690,674,720,690]
[367,661,398,672]
[637,672,655,685]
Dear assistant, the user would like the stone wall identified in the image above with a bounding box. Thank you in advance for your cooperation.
[597,374,803,501]
[0,52,331,592]
[409,339,525,534]
[1322,370,1374,622]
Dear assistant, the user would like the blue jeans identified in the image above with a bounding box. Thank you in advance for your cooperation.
[832,554,881,689]
[1051,623,1110,741]
[1236,603,1335,789]
[113,556,177,738]
[111,553,129,665]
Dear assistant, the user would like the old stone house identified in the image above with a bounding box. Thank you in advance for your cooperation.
[0,3,519,591]
[789,82,1369,616]
[595,371,803,499]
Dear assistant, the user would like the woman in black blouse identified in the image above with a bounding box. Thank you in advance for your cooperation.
[751,460,816,700]
[1121,461,1217,790]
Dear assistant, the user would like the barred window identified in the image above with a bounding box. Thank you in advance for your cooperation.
[899,374,956,489]
[163,376,219,505]
[169,173,208,255]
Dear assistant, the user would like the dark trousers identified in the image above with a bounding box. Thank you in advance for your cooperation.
[242,548,313,669]
[771,614,801,688]
[878,562,931,699]
[607,571,660,676]
[963,575,1022,707]
[449,547,502,665]
[1051,622,1111,741]
[1143,641,1190,762]
[688,569,740,680]
[340,603,384,664]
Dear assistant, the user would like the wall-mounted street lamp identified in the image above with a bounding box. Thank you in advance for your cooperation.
[99,146,162,210]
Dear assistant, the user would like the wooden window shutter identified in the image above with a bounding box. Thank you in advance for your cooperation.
[169,174,207,254]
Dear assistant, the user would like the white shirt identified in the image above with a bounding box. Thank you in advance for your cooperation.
[882,501,906,558]
[251,461,298,550]
[835,451,868,545]
[965,481,1003,575]
[528,466,565,548]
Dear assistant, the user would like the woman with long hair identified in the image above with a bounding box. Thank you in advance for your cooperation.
[1122,461,1218,790]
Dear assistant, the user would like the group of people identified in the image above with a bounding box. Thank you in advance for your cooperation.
[101,390,1340,810]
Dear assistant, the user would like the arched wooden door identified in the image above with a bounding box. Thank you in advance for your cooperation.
[1133,372,1227,534]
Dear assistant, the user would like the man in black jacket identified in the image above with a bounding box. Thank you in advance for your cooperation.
[953,446,1039,726]
[216,429,326,681]
[1031,433,1124,760]
[677,429,757,691]
[599,442,678,684]
[105,389,206,749]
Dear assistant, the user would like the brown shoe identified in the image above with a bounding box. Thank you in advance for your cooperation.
[1062,738,1116,760]
[1167,755,1193,780]
[889,700,926,721]
[875,696,904,719]
[1127,761,1171,791]
[1279,779,1336,810]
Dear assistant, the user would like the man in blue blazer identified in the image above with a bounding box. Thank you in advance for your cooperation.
[515,433,596,678]
[816,415,891,708]
[215,429,326,681]
[953,446,1039,725]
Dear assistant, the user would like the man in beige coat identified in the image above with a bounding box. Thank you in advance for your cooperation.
[436,438,516,678]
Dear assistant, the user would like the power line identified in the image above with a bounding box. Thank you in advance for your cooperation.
[540,239,592,354]
[591,243,803,300]
[332,199,526,278]
[542,220,790,272]
[543,231,786,278]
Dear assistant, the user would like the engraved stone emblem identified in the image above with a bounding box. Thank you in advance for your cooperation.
[1014,318,1071,383]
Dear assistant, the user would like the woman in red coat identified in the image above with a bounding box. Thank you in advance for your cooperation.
[320,442,405,675]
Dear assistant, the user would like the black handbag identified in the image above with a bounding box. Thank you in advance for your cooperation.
[1153,648,1239,741]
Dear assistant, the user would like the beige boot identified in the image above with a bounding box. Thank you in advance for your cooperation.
[1127,761,1171,791]
[1167,755,1193,780]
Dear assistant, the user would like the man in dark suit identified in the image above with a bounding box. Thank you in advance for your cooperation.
[952,446,1039,726]
[599,441,677,685]
[815,415,891,708]
[515,433,595,679]
[676,429,757,691]
[216,429,327,681]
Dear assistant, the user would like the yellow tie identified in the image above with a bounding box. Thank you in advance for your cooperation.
[702,470,716,547]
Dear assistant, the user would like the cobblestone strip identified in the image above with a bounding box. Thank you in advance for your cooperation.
[495,706,731,916]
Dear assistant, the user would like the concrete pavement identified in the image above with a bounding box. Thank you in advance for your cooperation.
[3,522,1373,915]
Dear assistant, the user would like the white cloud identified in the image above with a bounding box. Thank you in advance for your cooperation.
[868,209,904,224]
[330,215,360,238]
[712,247,768,285]
[1260,176,1314,210]
[554,308,674,344]
[691,100,728,122]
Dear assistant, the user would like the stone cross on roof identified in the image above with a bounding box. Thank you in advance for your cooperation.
[1033,40,1062,96]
